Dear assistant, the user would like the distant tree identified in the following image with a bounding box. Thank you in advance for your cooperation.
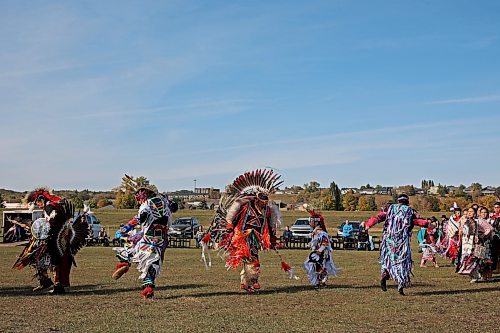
[71,197,84,209]
[342,191,358,211]
[360,184,372,190]
[391,192,398,204]
[399,185,416,196]
[357,196,369,211]
[452,185,470,199]
[421,180,435,193]
[437,184,448,197]
[115,192,136,209]
[479,196,498,210]
[114,175,158,209]
[427,196,440,212]
[321,195,335,210]
[329,181,343,211]
[471,183,482,191]
[367,196,377,211]
[439,197,470,212]
[88,199,98,209]
[304,181,320,193]
[97,198,112,208]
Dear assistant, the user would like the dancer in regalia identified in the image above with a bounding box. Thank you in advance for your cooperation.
[303,209,338,287]
[457,207,493,282]
[13,188,88,294]
[201,169,283,293]
[112,175,177,299]
[419,223,439,268]
[362,194,429,295]
[443,206,462,265]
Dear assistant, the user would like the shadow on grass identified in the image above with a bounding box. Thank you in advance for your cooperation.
[414,284,500,296]
[156,282,409,300]
[0,283,211,298]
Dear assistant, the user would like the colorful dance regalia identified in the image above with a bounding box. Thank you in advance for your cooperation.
[13,188,88,294]
[303,211,338,287]
[490,212,500,273]
[364,196,428,295]
[420,227,439,267]
[457,217,492,281]
[442,215,461,262]
[202,169,283,293]
[113,178,175,299]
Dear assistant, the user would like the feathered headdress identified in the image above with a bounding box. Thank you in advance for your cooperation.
[24,187,61,204]
[228,169,283,197]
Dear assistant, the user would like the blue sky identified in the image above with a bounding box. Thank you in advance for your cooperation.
[1,0,499,192]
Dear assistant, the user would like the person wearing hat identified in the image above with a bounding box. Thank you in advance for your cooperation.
[112,177,178,299]
[361,194,429,295]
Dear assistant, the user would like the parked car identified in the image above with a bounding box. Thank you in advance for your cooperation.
[337,221,362,237]
[290,218,313,238]
[168,217,201,238]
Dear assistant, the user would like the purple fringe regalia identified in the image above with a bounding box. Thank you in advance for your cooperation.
[366,204,428,289]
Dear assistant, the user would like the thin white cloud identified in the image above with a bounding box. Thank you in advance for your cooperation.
[428,94,500,105]
[72,99,254,119]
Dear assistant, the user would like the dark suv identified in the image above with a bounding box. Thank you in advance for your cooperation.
[168,217,201,238]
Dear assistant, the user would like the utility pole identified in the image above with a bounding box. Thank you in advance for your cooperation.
[193,179,197,192]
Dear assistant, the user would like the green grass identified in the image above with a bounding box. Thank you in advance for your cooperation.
[0,210,499,333]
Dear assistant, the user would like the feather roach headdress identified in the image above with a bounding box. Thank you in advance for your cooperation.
[228,169,283,197]
[24,187,61,204]
[306,208,327,232]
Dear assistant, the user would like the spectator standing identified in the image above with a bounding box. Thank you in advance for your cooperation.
[195,226,204,248]
[282,226,293,248]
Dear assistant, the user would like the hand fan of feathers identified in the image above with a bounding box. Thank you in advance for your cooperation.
[55,201,89,257]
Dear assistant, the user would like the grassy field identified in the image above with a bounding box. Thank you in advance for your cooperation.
[0,209,499,333]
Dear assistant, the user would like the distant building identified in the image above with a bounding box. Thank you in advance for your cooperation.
[428,186,440,195]
[377,187,393,195]
[415,188,425,195]
[359,188,377,195]
[464,186,474,194]
[167,190,203,200]
[481,186,496,195]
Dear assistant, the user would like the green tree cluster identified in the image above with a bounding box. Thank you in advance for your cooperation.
[114,175,157,209]
[342,191,358,211]
[329,181,343,211]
